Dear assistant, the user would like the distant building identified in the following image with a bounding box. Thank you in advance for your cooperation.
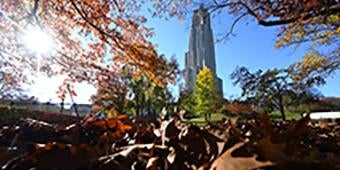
[184,5,223,95]
[0,98,92,117]
[321,97,340,108]
[0,99,60,113]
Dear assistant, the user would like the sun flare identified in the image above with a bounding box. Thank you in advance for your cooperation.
[22,27,55,55]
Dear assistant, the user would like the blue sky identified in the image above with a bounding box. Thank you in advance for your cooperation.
[147,12,339,99]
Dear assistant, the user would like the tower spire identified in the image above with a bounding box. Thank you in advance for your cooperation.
[184,6,223,95]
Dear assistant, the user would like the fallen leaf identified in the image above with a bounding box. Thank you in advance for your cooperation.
[210,142,272,170]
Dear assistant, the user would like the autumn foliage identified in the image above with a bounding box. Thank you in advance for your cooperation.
[221,102,255,116]
[0,107,339,169]
[0,0,175,98]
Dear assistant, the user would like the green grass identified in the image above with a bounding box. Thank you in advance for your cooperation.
[182,111,302,126]
[189,113,227,122]
[182,113,227,126]
[270,111,302,120]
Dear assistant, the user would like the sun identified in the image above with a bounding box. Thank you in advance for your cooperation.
[22,27,55,55]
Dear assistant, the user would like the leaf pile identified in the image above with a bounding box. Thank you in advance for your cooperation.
[0,112,339,170]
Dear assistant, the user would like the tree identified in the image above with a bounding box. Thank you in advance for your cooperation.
[231,67,287,119]
[0,72,24,100]
[288,50,339,87]
[231,66,319,120]
[193,66,221,121]
[91,67,131,117]
[131,74,174,118]
[126,57,179,118]
[0,0,176,98]
[92,58,179,118]
[218,100,254,117]
[178,88,196,114]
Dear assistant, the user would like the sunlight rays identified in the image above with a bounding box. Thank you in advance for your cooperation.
[21,27,55,55]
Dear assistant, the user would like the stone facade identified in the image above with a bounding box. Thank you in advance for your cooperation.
[184,5,223,94]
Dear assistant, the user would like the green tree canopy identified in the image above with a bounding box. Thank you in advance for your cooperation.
[92,58,179,118]
[231,66,320,120]
[193,66,221,120]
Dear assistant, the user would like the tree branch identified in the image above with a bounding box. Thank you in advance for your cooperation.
[69,0,122,48]
[239,2,340,27]
[216,12,248,42]
[211,1,340,27]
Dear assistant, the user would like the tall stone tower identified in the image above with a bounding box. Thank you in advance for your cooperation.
[184,5,223,94]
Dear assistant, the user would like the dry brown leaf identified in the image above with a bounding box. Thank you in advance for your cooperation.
[146,157,158,170]
[210,142,273,170]
[257,137,288,162]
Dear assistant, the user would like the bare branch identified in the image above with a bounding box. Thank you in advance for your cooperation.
[209,1,340,27]
[216,12,248,43]
[239,2,340,27]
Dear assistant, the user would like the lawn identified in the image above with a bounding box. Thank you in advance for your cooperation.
[270,111,302,120]
[183,111,302,126]
[182,113,227,126]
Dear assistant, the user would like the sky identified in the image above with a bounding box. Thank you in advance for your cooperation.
[147,12,340,100]
[27,8,339,104]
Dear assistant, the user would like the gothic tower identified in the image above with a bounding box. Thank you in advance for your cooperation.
[184,5,223,94]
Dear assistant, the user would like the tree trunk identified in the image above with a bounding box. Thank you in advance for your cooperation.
[278,96,286,120]
[140,94,145,118]
[135,93,140,118]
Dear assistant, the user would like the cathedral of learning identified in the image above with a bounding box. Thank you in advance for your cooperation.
[184,5,223,95]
